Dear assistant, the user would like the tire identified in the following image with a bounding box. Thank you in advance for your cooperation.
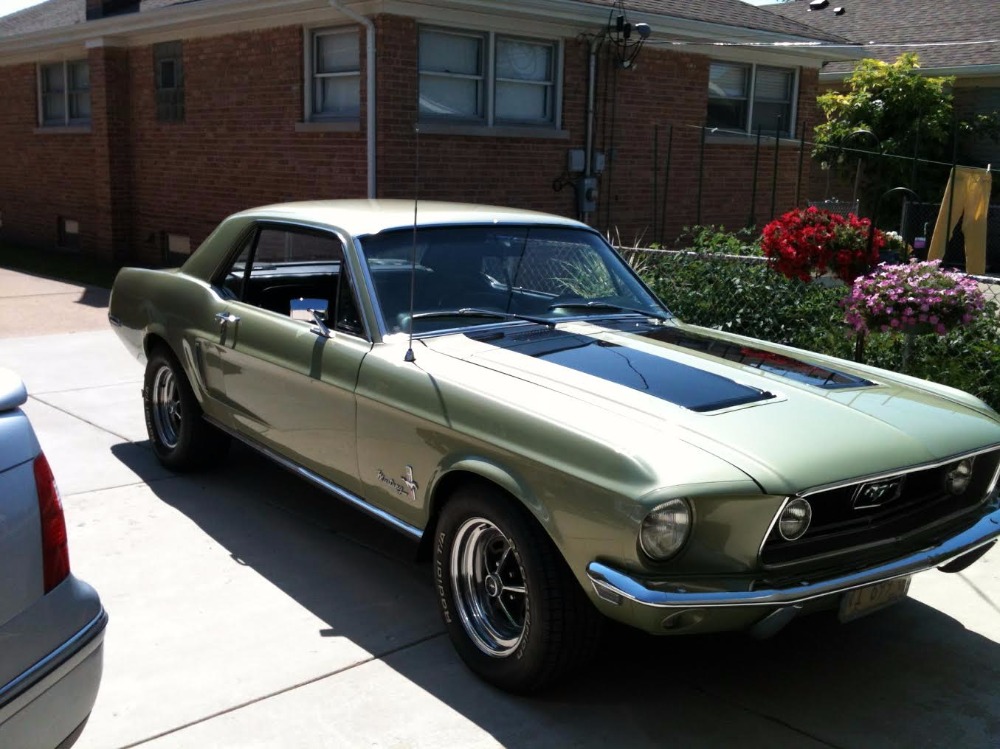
[433,483,603,693]
[143,346,229,471]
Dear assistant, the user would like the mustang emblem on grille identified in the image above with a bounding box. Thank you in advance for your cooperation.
[853,477,904,509]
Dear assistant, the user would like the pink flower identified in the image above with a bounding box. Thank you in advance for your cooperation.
[842,259,985,336]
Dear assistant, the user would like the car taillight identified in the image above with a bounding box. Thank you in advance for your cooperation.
[34,452,70,593]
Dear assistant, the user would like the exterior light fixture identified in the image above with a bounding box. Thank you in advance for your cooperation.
[606,0,651,69]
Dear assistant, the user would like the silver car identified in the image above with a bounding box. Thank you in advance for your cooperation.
[0,369,107,749]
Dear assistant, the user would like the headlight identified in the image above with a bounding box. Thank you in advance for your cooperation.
[639,498,691,560]
[778,498,812,541]
[944,458,974,495]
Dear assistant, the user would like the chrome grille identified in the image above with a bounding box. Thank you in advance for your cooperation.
[761,449,1000,567]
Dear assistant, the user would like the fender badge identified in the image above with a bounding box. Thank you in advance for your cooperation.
[853,477,903,509]
[378,466,419,502]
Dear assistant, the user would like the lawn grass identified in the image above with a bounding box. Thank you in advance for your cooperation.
[0,243,119,289]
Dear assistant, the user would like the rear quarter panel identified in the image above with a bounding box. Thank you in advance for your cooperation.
[109,268,229,414]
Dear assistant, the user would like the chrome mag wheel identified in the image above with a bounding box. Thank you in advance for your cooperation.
[150,365,182,449]
[450,517,528,657]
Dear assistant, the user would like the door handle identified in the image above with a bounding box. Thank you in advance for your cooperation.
[215,312,240,328]
[215,312,240,340]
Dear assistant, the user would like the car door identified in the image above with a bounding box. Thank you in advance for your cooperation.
[209,223,370,495]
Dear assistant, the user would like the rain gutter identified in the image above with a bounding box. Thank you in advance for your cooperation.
[329,0,377,198]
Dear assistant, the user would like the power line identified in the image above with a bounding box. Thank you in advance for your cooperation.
[647,38,1000,51]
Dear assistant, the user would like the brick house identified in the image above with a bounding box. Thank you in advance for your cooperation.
[0,0,856,264]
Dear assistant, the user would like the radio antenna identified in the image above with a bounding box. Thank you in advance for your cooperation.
[404,124,420,363]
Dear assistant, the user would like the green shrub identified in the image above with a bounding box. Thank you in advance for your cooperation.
[864,306,1000,409]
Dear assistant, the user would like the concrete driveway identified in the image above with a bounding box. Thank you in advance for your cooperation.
[1,267,999,748]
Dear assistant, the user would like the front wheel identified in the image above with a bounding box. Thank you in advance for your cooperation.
[143,346,229,471]
[433,484,602,693]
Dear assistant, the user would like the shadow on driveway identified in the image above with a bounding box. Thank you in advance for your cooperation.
[110,441,1000,748]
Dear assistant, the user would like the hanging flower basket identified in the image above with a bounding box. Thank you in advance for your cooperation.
[879,230,912,265]
[761,206,883,284]
[843,260,987,335]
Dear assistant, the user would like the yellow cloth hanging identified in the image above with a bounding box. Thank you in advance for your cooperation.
[927,166,992,275]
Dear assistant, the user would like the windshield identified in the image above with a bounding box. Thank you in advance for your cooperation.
[359,225,670,334]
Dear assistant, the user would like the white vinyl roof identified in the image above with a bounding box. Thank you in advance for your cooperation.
[234,200,587,237]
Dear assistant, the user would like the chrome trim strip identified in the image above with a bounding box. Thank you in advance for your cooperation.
[0,607,107,707]
[757,495,792,563]
[986,460,1000,499]
[588,507,1000,610]
[206,418,423,540]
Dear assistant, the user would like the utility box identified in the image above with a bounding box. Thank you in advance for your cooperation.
[566,148,586,173]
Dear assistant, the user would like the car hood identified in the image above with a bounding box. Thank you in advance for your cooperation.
[423,320,1000,494]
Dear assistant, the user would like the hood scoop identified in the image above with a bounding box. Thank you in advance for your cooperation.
[473,328,775,413]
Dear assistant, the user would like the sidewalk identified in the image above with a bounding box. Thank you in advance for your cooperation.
[0,267,111,338]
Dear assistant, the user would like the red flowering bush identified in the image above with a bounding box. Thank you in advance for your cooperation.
[761,207,884,284]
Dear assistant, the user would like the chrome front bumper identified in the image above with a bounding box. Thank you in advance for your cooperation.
[587,507,1000,610]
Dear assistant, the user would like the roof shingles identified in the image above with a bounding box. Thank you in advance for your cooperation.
[764,0,1000,73]
[0,0,190,38]
[1,0,848,42]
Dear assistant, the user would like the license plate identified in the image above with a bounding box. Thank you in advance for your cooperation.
[839,577,911,623]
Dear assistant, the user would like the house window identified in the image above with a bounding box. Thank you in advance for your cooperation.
[39,60,90,126]
[495,38,555,123]
[57,217,80,250]
[154,41,185,122]
[163,233,191,262]
[419,28,559,127]
[308,28,360,120]
[707,62,796,137]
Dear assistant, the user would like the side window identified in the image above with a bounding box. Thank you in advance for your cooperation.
[253,228,338,263]
[221,234,254,299]
[216,224,366,338]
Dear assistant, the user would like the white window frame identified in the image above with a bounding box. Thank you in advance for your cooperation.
[707,61,798,138]
[37,60,91,127]
[304,27,361,121]
[418,26,562,129]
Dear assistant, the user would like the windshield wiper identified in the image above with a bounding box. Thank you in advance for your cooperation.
[547,300,672,320]
[411,308,554,327]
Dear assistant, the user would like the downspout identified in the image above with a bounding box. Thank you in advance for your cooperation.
[329,0,376,198]
[583,34,601,223]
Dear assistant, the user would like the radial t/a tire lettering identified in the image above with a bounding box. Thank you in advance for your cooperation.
[433,482,602,693]
[143,346,229,471]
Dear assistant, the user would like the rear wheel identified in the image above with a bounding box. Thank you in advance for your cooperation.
[143,346,229,471]
[433,483,603,693]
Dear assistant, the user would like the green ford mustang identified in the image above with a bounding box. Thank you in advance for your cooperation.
[109,200,1000,692]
